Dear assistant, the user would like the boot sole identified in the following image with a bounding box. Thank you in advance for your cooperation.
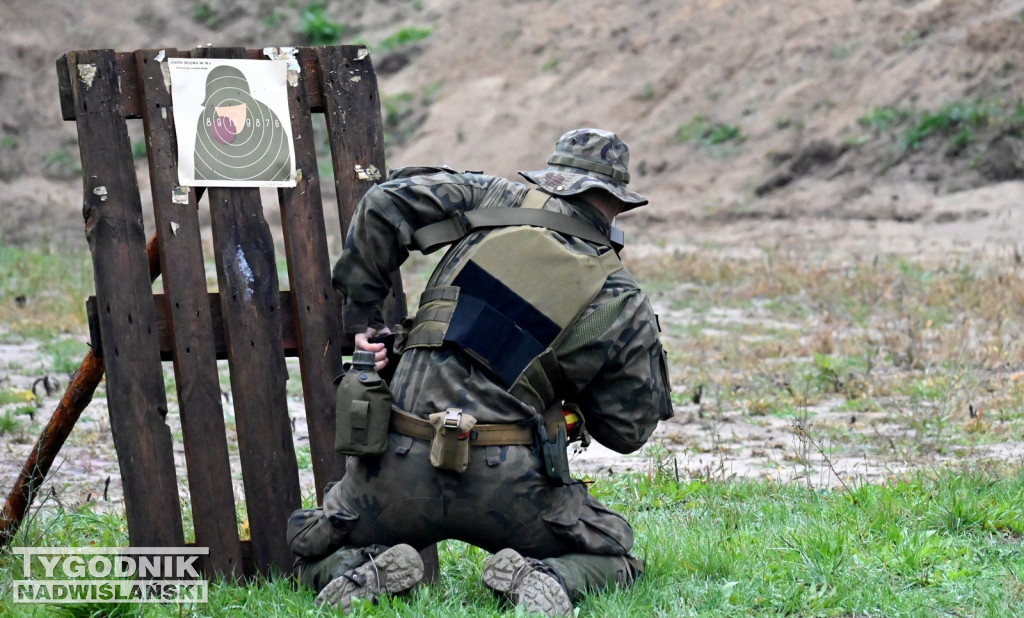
[482,548,574,616]
[315,543,424,611]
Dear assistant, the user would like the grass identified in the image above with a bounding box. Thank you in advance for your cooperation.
[0,243,93,338]
[296,2,346,46]
[631,245,1024,469]
[856,98,1021,152]
[1,466,1022,616]
[376,26,433,54]
[675,115,746,147]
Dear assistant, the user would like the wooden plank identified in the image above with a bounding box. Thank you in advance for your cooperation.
[87,292,327,361]
[194,46,301,576]
[317,45,436,582]
[316,46,407,331]
[135,48,243,579]
[60,49,184,547]
[61,48,332,121]
[276,50,345,501]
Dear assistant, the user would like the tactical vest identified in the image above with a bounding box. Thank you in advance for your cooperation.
[403,179,626,413]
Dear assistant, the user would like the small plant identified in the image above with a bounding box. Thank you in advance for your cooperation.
[0,409,20,435]
[675,115,744,146]
[377,26,433,53]
[298,2,346,45]
[675,115,709,143]
[131,141,147,160]
[542,58,558,72]
[638,83,655,100]
[0,135,16,149]
[902,99,997,150]
[295,445,312,470]
[192,2,219,29]
[263,9,284,29]
[858,106,910,132]
[705,123,742,145]
[42,149,80,178]
[44,338,88,374]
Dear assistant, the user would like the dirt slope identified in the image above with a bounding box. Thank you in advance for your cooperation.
[2,0,1023,251]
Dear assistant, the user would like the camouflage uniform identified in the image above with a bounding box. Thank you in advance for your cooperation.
[290,129,673,604]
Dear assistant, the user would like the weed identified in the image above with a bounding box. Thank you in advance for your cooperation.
[294,445,312,470]
[0,243,92,335]
[903,99,998,150]
[676,115,709,143]
[130,140,147,160]
[542,58,558,71]
[297,2,346,46]
[706,124,742,145]
[263,10,284,29]
[675,115,744,146]
[376,26,433,53]
[192,2,219,29]
[0,409,20,434]
[42,149,80,178]
[0,135,17,148]
[858,106,910,132]
[638,83,655,100]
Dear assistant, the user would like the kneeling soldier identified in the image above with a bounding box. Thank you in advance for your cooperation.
[289,128,674,616]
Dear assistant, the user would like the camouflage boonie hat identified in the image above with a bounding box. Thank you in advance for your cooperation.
[519,128,648,210]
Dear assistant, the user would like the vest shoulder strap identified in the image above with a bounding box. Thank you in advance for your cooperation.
[410,189,623,254]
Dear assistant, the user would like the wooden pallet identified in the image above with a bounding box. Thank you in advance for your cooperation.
[56,45,414,579]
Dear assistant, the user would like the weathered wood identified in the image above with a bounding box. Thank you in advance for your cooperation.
[195,45,301,576]
[316,45,434,581]
[277,51,346,501]
[135,48,243,579]
[316,46,407,332]
[61,49,184,547]
[60,47,331,122]
[52,43,418,582]
[87,291,334,361]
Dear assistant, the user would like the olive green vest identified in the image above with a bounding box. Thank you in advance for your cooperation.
[404,187,624,412]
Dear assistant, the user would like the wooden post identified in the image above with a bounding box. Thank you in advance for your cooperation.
[194,46,301,575]
[135,48,244,579]
[278,47,346,502]
[62,49,184,548]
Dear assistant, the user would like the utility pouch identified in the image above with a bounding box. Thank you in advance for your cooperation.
[334,352,393,457]
[538,423,572,486]
[428,408,477,473]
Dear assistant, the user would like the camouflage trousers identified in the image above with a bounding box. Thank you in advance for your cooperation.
[288,432,644,600]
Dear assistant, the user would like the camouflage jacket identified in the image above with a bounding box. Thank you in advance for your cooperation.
[332,170,673,454]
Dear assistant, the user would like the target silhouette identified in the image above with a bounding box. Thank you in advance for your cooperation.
[193,65,292,182]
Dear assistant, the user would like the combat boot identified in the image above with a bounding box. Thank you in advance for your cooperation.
[482,548,574,617]
[315,543,423,612]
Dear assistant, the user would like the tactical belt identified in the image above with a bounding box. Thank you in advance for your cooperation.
[389,406,534,446]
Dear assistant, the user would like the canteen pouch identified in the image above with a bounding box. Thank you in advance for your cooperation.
[428,409,477,473]
[334,367,393,457]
